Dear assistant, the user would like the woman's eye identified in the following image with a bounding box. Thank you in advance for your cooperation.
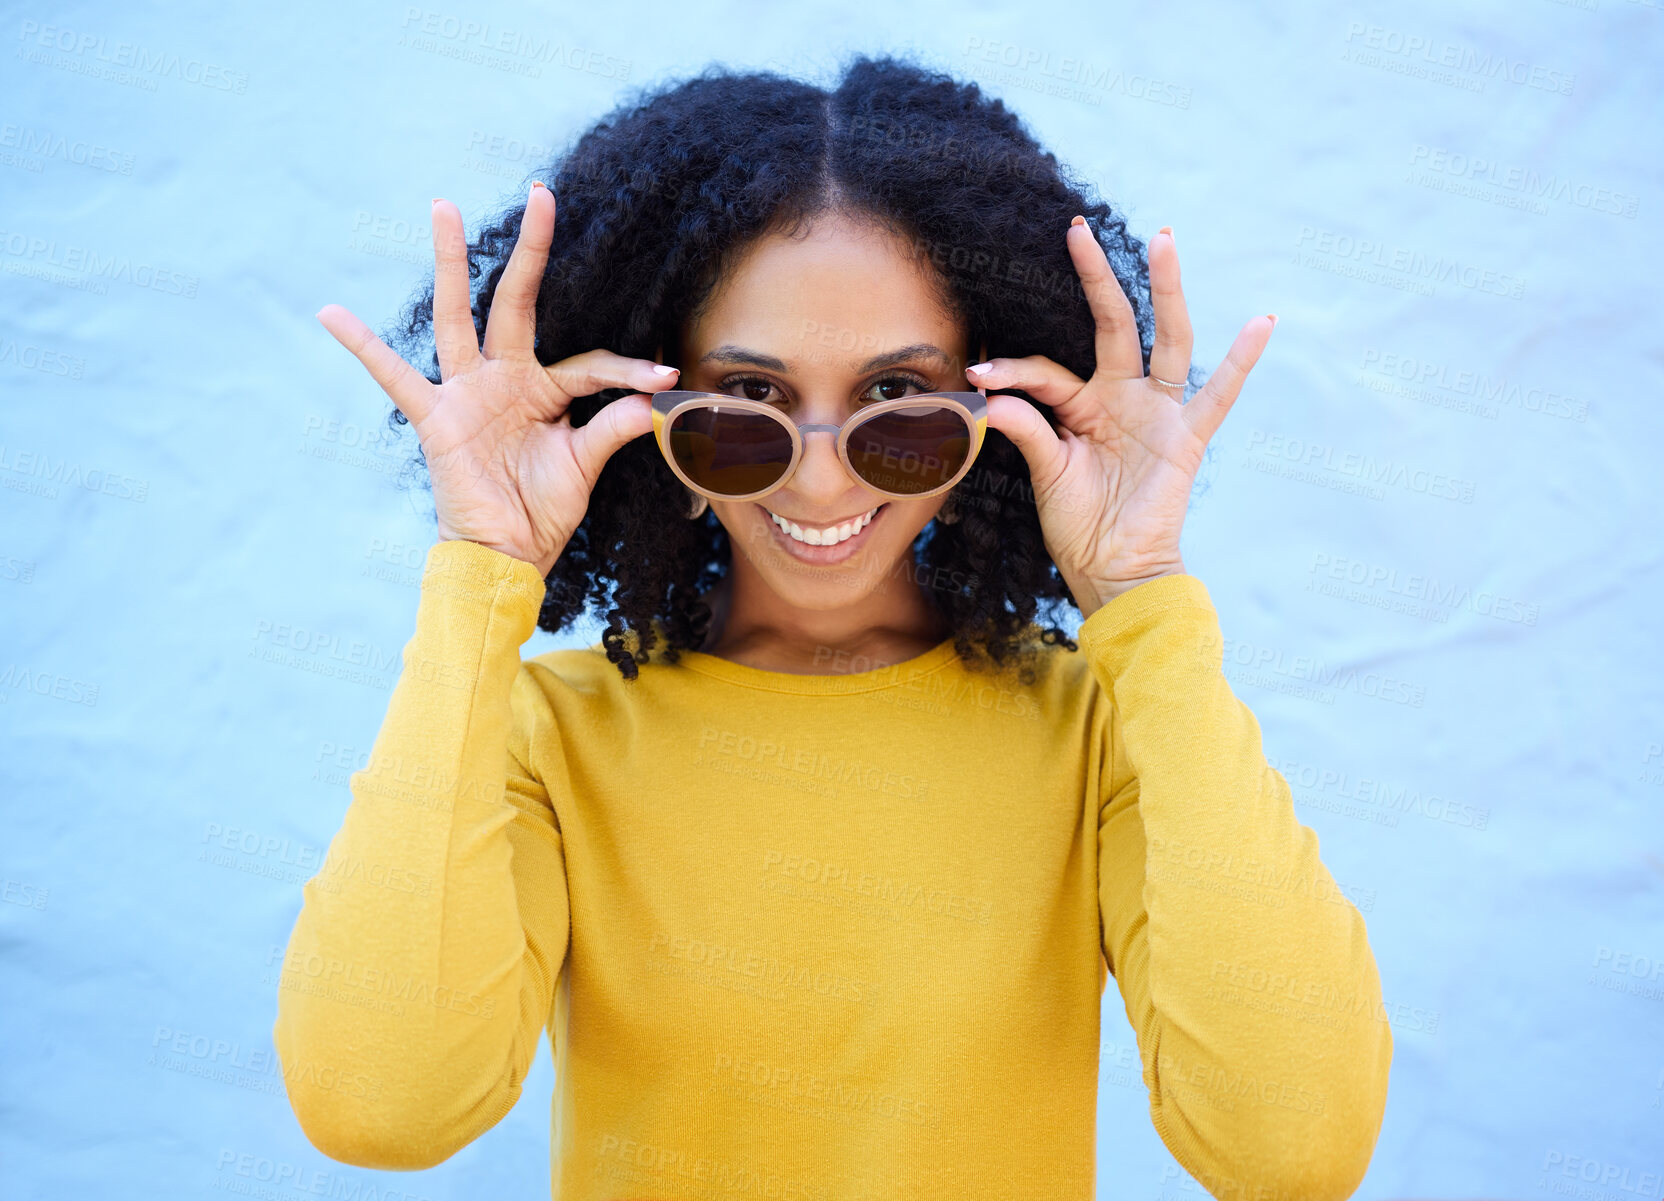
[864,375,930,403]
[722,376,780,403]
[720,373,930,406]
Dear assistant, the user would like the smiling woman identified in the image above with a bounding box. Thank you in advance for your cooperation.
[275,51,1391,1200]
[653,213,986,672]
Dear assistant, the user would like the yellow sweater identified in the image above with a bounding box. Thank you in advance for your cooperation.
[273,537,1391,1200]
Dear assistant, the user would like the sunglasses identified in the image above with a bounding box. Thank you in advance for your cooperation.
[650,389,988,503]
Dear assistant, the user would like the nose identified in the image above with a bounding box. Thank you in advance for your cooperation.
[789,426,854,502]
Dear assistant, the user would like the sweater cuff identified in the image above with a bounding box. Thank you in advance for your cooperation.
[419,538,549,632]
[1073,573,1221,682]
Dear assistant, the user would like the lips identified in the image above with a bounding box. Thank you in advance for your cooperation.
[764,504,881,546]
[756,502,890,563]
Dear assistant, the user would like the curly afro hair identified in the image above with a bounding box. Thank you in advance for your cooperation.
[383,52,1184,683]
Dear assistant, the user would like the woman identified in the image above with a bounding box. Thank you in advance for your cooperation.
[274,54,1391,1199]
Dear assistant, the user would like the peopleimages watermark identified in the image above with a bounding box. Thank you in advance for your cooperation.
[1307,551,1540,628]
[1242,427,1477,505]
[265,943,498,1019]
[1221,635,1427,708]
[591,1132,831,1201]
[1293,225,1525,300]
[0,444,148,502]
[1588,944,1664,1003]
[15,20,250,94]
[2,878,49,910]
[1356,347,1589,424]
[760,849,993,927]
[1270,754,1490,831]
[150,1027,381,1103]
[0,662,99,706]
[297,413,405,477]
[210,1146,463,1201]
[460,127,561,180]
[1340,20,1575,96]
[696,725,930,802]
[0,337,85,379]
[708,1046,938,1130]
[0,123,135,175]
[0,229,198,298]
[959,36,1192,109]
[1642,742,1664,788]
[1537,1149,1664,1198]
[1408,144,1638,219]
[346,209,433,267]
[395,9,630,81]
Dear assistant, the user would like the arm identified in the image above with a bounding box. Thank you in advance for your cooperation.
[272,538,569,1170]
[1087,572,1392,1200]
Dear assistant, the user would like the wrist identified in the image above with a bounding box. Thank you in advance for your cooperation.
[435,529,554,577]
[1071,561,1187,620]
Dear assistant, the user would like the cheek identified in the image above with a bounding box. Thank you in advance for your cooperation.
[709,503,761,549]
[893,498,946,533]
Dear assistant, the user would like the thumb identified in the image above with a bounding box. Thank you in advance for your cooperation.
[569,393,656,483]
[984,394,1065,493]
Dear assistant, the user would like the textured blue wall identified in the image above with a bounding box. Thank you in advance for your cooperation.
[3,1,1661,1197]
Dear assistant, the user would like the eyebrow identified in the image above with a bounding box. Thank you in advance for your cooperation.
[699,342,954,372]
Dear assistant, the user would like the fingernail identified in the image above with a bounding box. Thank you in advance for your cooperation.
[1069,215,1086,228]
[532,180,549,191]
[1159,225,1173,241]
[1267,314,1278,326]
[967,362,991,375]
[652,364,679,376]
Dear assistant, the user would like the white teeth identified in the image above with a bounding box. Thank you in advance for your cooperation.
[767,505,879,546]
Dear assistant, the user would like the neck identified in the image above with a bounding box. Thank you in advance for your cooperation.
[696,551,951,675]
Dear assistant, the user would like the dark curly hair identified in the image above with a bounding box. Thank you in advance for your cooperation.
[383,52,1190,682]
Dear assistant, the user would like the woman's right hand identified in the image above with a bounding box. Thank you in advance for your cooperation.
[315,182,679,577]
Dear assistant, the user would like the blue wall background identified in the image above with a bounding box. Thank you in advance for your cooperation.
[3,1,1661,1197]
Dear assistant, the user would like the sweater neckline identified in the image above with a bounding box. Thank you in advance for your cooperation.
[667,633,962,695]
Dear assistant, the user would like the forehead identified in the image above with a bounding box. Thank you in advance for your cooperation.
[685,211,963,365]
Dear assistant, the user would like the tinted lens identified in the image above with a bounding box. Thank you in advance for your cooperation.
[846,405,972,495]
[668,405,795,496]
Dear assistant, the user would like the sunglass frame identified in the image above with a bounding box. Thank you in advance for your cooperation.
[648,389,989,503]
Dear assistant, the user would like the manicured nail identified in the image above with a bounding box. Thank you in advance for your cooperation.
[967,362,991,375]
[1069,214,1086,228]
[1267,314,1278,326]
[531,180,549,191]
[1159,225,1173,241]
[652,364,679,376]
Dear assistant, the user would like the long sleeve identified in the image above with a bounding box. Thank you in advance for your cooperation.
[1085,573,1392,1200]
[272,537,569,1170]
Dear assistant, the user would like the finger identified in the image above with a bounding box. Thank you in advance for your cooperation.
[316,303,438,427]
[967,356,1106,437]
[483,181,554,360]
[430,198,482,381]
[1145,228,1195,389]
[1182,315,1276,445]
[982,393,1067,495]
[568,393,657,485]
[544,348,681,405]
[1065,215,1144,381]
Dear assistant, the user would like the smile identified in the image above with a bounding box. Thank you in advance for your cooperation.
[763,504,883,546]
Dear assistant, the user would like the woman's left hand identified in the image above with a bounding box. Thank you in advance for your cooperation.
[972,217,1275,621]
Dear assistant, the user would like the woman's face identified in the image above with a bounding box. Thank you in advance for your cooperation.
[677,209,970,612]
